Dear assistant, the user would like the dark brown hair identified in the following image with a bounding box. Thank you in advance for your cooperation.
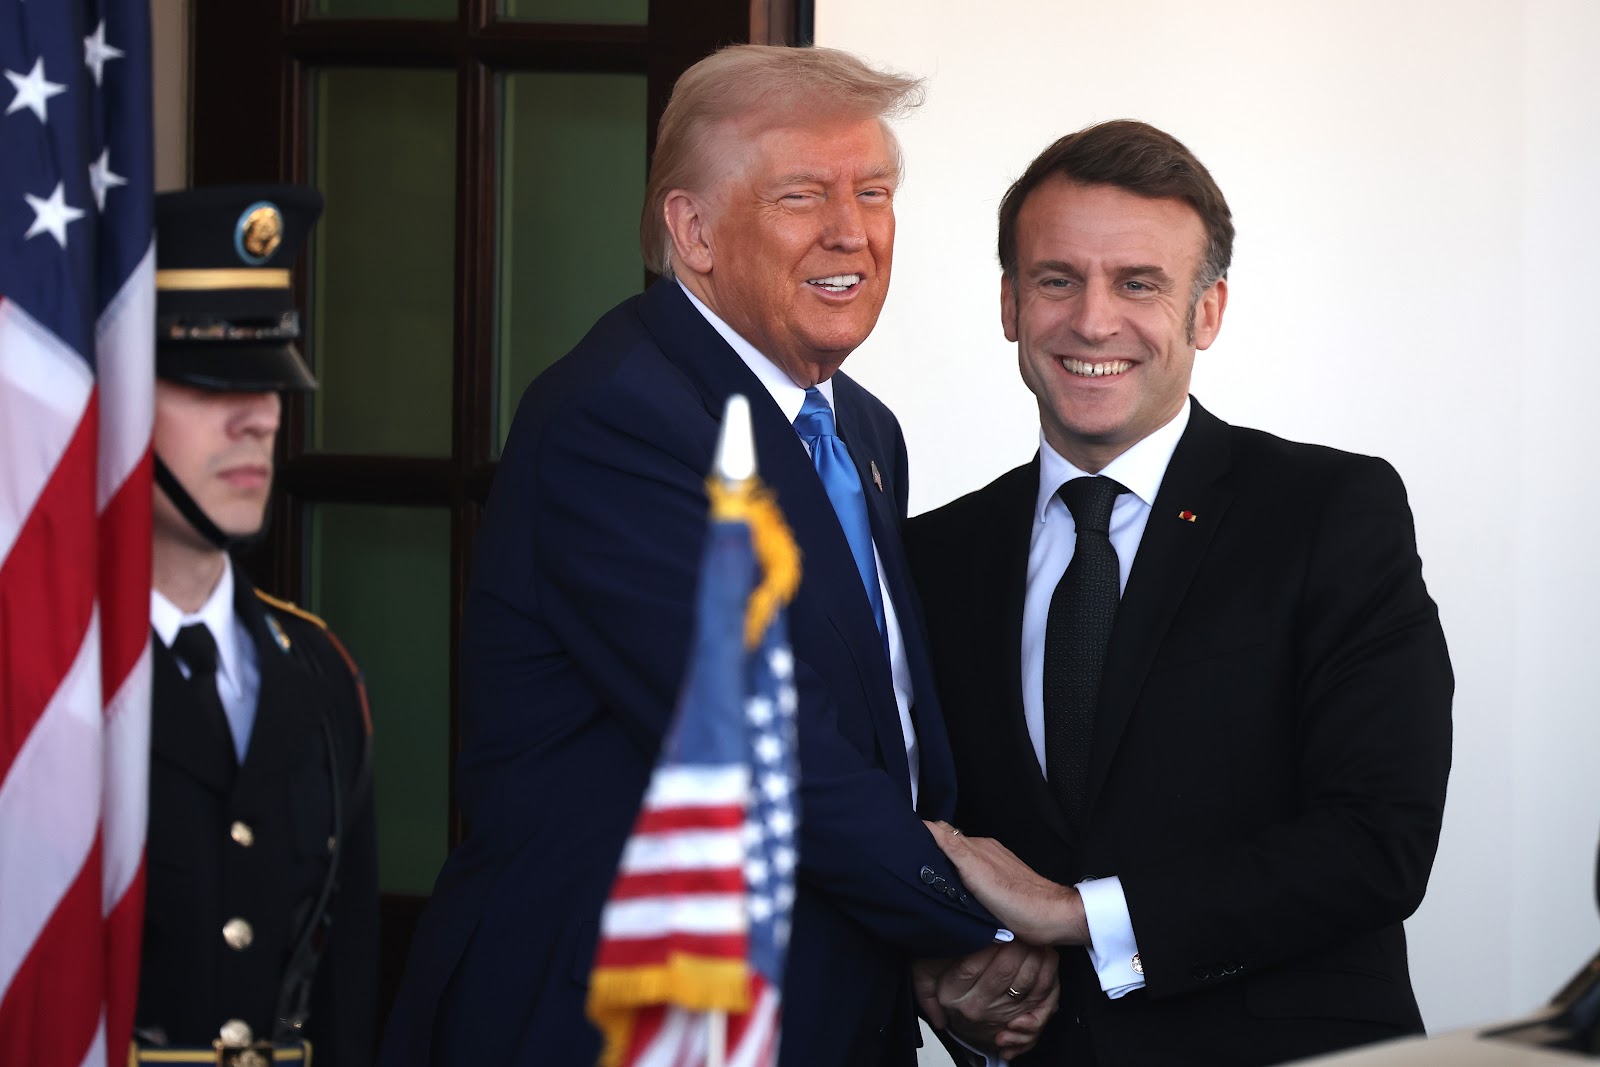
[997,119,1234,300]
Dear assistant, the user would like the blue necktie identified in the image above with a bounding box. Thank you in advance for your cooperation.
[794,388,887,639]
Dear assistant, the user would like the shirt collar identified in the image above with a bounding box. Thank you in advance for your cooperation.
[678,279,835,422]
[150,556,242,687]
[1035,397,1192,523]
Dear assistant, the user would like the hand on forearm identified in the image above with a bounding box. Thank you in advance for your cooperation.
[913,941,1060,1057]
[925,820,1091,947]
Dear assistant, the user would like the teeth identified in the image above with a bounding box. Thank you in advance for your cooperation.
[808,273,861,291]
[1061,358,1132,378]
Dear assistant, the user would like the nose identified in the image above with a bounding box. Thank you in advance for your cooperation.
[822,195,868,253]
[1070,279,1120,344]
[229,391,282,439]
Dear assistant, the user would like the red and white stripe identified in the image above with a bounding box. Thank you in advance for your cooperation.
[595,765,780,1067]
[0,248,154,1066]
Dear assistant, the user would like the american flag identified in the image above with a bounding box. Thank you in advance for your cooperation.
[0,0,154,1063]
[588,473,802,1067]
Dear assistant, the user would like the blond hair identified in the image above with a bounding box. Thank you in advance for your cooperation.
[640,45,924,276]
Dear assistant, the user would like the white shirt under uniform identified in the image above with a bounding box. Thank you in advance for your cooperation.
[150,557,261,764]
[1022,397,1192,1001]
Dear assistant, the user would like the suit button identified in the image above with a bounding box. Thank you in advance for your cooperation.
[229,821,254,848]
[920,866,937,884]
[219,1019,254,1047]
[222,918,254,951]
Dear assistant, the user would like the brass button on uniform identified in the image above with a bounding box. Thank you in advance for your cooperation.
[218,1018,254,1047]
[229,821,254,848]
[222,918,254,951]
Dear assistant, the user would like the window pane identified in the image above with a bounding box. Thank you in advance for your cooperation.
[308,0,454,19]
[496,71,645,450]
[499,0,645,23]
[306,503,451,895]
[310,68,456,456]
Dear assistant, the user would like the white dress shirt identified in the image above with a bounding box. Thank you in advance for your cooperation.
[150,557,261,763]
[1022,397,1191,1000]
[679,282,922,803]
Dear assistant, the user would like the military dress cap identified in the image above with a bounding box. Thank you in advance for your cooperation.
[155,184,322,392]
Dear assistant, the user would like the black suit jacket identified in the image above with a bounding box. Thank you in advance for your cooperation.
[139,575,378,1065]
[906,399,1453,1066]
[380,280,997,1067]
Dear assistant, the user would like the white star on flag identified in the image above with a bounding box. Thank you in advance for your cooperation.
[754,733,782,764]
[5,57,67,122]
[744,857,769,885]
[768,648,793,679]
[745,695,774,727]
[766,809,795,838]
[24,181,87,247]
[83,20,124,86]
[760,771,790,802]
[88,147,127,211]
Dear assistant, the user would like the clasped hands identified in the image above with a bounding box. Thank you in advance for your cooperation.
[913,820,1093,1057]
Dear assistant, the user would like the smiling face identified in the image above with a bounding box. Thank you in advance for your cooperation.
[1004,178,1227,472]
[153,381,281,549]
[666,113,898,387]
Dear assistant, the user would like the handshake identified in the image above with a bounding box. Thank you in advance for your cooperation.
[914,820,1093,1059]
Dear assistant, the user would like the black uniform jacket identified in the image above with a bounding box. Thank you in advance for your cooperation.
[905,399,1454,1067]
[138,574,378,1066]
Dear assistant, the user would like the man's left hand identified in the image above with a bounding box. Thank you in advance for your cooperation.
[913,940,1060,1057]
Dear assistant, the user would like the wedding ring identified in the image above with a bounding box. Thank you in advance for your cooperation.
[1006,986,1023,998]
[949,827,962,836]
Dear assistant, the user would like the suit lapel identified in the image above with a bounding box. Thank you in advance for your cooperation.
[1087,400,1233,809]
[636,282,909,794]
[831,378,942,809]
[230,577,319,806]
[985,460,1076,842]
[150,633,237,793]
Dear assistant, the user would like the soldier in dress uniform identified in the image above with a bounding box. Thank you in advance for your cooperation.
[134,185,378,1067]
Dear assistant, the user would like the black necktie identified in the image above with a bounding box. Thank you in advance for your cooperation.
[1043,475,1127,823]
[172,623,233,756]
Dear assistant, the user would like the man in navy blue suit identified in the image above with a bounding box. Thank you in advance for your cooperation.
[380,45,1056,1067]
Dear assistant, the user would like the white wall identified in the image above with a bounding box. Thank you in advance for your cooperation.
[820,0,1600,1038]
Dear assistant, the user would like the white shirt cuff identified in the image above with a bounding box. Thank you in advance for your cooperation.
[948,1031,1007,1067]
[1077,875,1145,999]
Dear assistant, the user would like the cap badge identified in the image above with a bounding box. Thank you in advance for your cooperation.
[235,201,284,265]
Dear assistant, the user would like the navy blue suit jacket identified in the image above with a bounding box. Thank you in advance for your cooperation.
[380,280,998,1067]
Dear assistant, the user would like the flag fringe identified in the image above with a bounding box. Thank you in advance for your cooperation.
[588,956,752,1067]
[706,479,800,649]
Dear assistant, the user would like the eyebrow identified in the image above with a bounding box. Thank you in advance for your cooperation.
[1027,260,1175,285]
[771,165,899,187]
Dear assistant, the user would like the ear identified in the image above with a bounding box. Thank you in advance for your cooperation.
[1000,273,1019,342]
[1192,276,1228,350]
[664,190,714,276]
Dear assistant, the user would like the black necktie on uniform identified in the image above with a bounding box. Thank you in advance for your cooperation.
[1043,475,1128,823]
[172,623,233,755]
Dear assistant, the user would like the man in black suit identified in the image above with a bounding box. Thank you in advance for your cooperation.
[137,186,378,1066]
[906,121,1453,1066]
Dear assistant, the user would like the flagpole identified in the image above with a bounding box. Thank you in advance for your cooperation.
[706,1009,727,1067]
[708,396,745,1067]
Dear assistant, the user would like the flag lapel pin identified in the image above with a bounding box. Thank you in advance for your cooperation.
[870,460,883,493]
[1178,509,1198,523]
